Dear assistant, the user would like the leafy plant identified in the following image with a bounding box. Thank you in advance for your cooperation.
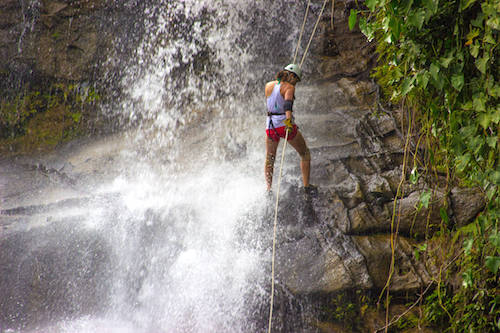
[350,0,499,331]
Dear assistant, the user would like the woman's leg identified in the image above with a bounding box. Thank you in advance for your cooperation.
[265,136,279,191]
[287,130,311,187]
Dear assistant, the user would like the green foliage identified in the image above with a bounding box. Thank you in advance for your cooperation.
[451,206,499,332]
[351,0,499,331]
[424,285,454,327]
[0,83,99,152]
[319,290,371,330]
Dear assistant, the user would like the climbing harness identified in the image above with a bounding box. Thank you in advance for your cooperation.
[267,1,330,332]
[267,112,283,141]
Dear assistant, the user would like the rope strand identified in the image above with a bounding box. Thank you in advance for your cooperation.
[300,0,329,68]
[293,0,311,64]
[268,1,330,330]
[267,129,289,333]
[331,0,335,30]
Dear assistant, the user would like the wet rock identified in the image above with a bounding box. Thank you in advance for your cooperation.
[36,16,98,80]
[363,173,393,204]
[336,77,376,107]
[0,220,112,330]
[348,202,381,233]
[450,187,485,227]
[385,190,449,236]
[0,0,115,89]
[315,321,350,333]
[277,227,372,294]
[353,235,432,291]
[43,1,68,16]
[326,193,350,233]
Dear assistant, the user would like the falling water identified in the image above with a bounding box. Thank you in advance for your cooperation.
[1,1,321,332]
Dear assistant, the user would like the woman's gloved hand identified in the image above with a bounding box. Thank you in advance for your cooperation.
[284,118,293,132]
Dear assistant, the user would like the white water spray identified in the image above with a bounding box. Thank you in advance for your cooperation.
[2,1,316,332]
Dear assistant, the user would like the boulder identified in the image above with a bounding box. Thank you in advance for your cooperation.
[353,235,432,291]
[450,187,485,227]
[277,228,372,294]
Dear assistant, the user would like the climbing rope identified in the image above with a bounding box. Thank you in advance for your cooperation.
[293,0,311,64]
[299,0,329,68]
[267,1,330,331]
[267,129,288,333]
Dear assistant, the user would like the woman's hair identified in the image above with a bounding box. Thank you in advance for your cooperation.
[276,70,294,83]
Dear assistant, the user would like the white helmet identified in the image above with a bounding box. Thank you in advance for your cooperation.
[284,63,302,81]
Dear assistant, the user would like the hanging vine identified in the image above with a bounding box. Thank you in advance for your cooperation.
[349,0,499,331]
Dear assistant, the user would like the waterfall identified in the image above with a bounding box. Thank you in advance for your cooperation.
[1,1,320,332]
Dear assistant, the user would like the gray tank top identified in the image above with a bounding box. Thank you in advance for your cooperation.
[266,83,286,129]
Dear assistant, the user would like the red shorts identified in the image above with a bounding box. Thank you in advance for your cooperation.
[266,125,298,142]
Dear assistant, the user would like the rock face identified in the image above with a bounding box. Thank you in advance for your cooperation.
[264,3,486,330]
[0,0,139,92]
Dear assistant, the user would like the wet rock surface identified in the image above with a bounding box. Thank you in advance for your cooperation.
[0,0,142,92]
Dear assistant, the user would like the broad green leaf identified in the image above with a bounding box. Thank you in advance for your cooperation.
[423,0,438,15]
[348,9,357,31]
[475,55,489,74]
[440,55,454,68]
[417,71,430,89]
[490,170,500,185]
[420,190,432,209]
[492,106,500,123]
[451,74,464,91]
[463,237,474,255]
[432,75,444,90]
[462,101,473,110]
[481,2,496,16]
[400,0,414,14]
[471,13,484,28]
[401,76,416,96]
[407,9,426,30]
[456,152,471,172]
[473,94,486,111]
[488,84,500,98]
[430,62,440,81]
[486,16,500,30]
[470,42,480,58]
[489,231,500,249]
[484,31,496,44]
[460,0,478,12]
[485,256,500,275]
[486,136,497,148]
[365,0,379,11]
[359,17,375,41]
[469,135,484,154]
[410,167,419,184]
[479,113,491,129]
[389,17,401,41]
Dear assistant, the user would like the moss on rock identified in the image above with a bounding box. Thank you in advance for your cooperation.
[0,83,99,154]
